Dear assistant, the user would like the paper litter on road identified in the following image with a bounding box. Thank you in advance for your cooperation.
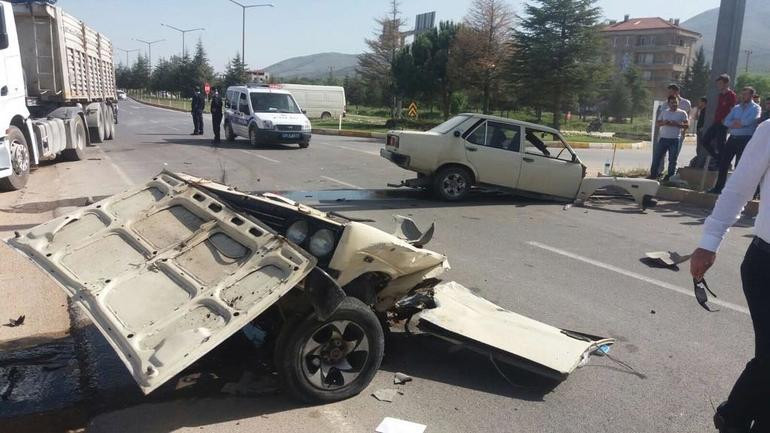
[393,372,413,385]
[375,417,426,433]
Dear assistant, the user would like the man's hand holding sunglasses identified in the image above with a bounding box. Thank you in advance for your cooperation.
[690,247,717,282]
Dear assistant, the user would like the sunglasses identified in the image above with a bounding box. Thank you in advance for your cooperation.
[693,278,719,312]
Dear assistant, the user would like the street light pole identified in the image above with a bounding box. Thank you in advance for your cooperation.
[225,0,273,66]
[161,23,205,57]
[133,38,165,71]
[115,48,139,66]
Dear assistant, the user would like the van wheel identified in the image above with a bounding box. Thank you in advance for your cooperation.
[0,126,31,191]
[225,122,236,142]
[433,166,472,201]
[320,112,332,120]
[248,127,258,147]
[275,297,384,403]
[299,140,310,149]
[62,116,87,161]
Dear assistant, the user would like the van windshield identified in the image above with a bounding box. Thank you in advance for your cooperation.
[429,115,471,134]
[249,93,301,114]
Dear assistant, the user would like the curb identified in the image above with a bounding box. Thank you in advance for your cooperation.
[312,128,386,140]
[657,185,759,217]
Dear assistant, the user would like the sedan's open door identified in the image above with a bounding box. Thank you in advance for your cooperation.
[8,171,316,393]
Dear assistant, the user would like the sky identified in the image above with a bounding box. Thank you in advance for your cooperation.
[60,0,721,73]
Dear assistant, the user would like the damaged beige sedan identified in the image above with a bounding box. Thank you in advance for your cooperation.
[8,171,614,403]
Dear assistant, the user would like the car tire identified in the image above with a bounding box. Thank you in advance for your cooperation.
[274,297,384,403]
[62,116,87,161]
[0,126,31,191]
[225,122,236,142]
[433,166,472,201]
[248,127,258,147]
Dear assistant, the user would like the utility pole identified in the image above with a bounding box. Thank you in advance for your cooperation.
[703,0,747,135]
[161,23,204,57]
[744,49,753,73]
[225,0,273,66]
[115,48,139,66]
[133,38,165,71]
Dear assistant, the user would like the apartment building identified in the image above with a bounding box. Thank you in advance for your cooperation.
[601,16,702,100]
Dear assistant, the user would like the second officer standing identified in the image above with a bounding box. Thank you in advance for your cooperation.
[210,88,223,144]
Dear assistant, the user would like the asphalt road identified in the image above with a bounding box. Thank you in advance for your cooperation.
[6,99,759,432]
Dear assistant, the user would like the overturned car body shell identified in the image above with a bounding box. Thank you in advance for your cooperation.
[8,172,316,394]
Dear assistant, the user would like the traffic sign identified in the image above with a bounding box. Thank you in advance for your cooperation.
[204,82,211,95]
[407,102,418,118]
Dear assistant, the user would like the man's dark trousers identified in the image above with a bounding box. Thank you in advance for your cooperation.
[720,238,770,431]
[212,112,222,142]
[650,137,681,178]
[193,110,204,134]
[702,123,729,166]
[712,135,752,192]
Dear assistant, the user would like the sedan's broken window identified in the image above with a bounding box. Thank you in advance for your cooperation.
[524,129,573,161]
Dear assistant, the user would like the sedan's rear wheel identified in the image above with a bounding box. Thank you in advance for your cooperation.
[433,166,472,201]
[275,297,384,403]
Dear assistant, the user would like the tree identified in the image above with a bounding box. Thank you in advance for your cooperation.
[130,54,151,89]
[604,75,631,121]
[737,73,770,99]
[454,0,514,114]
[682,47,710,101]
[188,39,215,90]
[223,53,248,89]
[624,66,649,123]
[358,0,406,117]
[510,0,605,129]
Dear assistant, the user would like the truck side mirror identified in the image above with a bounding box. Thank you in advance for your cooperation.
[0,6,8,50]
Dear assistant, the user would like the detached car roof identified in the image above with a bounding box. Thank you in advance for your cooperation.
[457,113,563,137]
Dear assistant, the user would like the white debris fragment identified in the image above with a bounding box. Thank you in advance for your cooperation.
[372,388,401,402]
[393,372,413,385]
[375,417,426,433]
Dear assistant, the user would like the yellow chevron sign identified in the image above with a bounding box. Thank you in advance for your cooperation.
[407,102,418,118]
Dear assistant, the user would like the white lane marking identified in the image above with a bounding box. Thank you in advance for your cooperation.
[236,149,281,163]
[321,175,363,190]
[97,147,134,186]
[325,143,379,156]
[527,241,750,315]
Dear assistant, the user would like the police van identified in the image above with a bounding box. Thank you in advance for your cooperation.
[224,84,312,148]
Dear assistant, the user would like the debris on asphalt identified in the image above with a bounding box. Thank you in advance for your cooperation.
[5,315,25,327]
[563,203,572,211]
[650,309,656,314]
[375,417,426,433]
[372,388,402,402]
[393,372,413,385]
[643,251,691,268]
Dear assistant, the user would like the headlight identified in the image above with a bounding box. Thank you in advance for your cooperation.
[309,229,335,257]
[260,119,274,129]
[286,220,309,244]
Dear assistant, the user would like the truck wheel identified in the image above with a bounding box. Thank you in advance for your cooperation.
[275,297,384,403]
[89,105,105,144]
[225,122,236,142]
[62,116,87,161]
[0,126,31,191]
[433,166,472,201]
[248,127,259,147]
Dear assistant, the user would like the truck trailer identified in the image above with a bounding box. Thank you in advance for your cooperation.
[0,0,117,190]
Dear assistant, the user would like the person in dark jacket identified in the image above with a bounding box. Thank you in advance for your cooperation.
[191,87,204,135]
[210,88,223,144]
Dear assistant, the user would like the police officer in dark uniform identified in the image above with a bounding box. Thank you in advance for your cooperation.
[210,88,223,143]
[191,87,204,135]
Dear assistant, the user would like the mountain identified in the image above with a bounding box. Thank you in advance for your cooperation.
[683,0,770,74]
[264,52,359,80]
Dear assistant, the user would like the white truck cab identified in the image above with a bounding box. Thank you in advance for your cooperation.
[224,84,312,149]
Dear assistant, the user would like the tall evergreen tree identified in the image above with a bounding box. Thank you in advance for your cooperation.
[624,66,649,123]
[189,39,215,89]
[223,53,248,89]
[510,0,604,129]
[682,47,710,100]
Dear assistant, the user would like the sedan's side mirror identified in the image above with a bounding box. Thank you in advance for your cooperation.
[453,130,461,137]
[572,154,578,163]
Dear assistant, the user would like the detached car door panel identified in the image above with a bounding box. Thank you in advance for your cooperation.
[8,171,316,394]
[517,129,583,199]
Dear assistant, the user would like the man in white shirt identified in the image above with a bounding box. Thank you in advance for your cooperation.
[691,119,770,432]
[649,95,689,180]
